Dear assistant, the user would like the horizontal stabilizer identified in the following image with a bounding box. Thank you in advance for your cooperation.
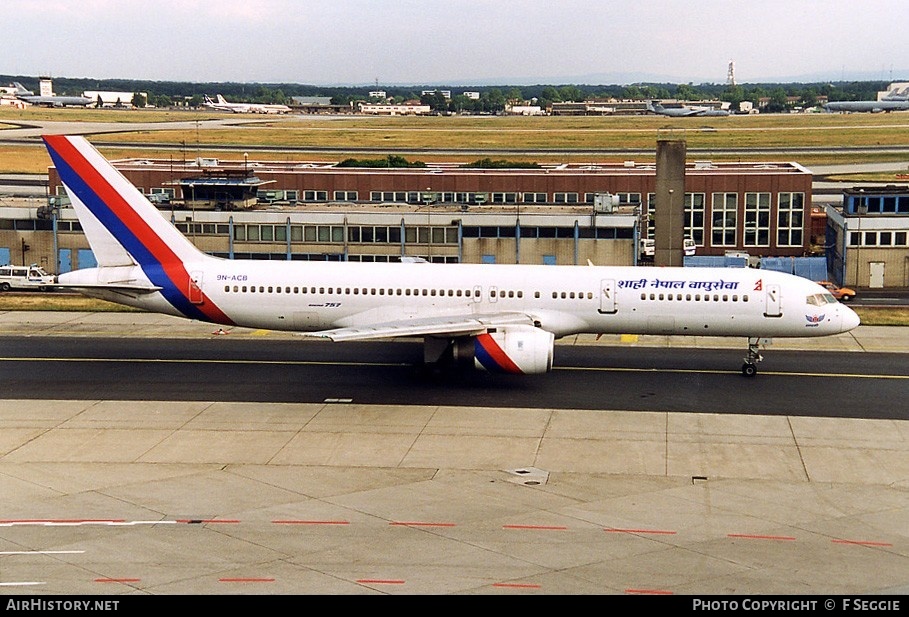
[51,283,163,294]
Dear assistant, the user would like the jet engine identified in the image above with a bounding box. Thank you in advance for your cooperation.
[449,325,555,374]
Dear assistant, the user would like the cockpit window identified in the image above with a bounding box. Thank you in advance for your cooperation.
[807,293,838,306]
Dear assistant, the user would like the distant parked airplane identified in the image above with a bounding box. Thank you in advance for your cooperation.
[203,94,290,114]
[11,82,93,107]
[647,101,730,117]
[824,89,909,113]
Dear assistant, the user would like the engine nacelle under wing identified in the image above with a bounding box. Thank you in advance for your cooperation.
[452,325,554,374]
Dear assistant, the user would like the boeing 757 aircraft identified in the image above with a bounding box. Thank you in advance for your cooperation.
[44,135,860,377]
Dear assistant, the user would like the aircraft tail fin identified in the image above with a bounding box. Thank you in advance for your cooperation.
[43,135,231,322]
[43,135,204,268]
[217,94,228,104]
[12,82,32,95]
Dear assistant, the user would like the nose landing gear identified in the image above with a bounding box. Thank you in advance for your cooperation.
[741,337,763,377]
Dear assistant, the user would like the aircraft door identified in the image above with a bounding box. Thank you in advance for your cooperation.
[488,286,498,303]
[189,271,204,304]
[764,284,781,317]
[472,285,482,303]
[598,279,616,314]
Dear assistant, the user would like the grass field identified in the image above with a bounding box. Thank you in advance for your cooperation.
[2,107,909,173]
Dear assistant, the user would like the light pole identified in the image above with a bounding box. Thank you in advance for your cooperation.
[188,183,195,241]
[421,187,434,261]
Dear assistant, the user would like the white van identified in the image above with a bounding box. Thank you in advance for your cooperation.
[0,264,55,292]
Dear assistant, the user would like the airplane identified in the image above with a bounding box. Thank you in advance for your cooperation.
[647,100,730,117]
[202,94,250,113]
[824,91,909,113]
[203,94,290,114]
[11,82,93,107]
[43,135,860,377]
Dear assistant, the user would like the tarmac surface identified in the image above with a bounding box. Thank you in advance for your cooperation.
[0,311,908,596]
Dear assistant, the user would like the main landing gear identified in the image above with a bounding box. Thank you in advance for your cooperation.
[741,337,763,377]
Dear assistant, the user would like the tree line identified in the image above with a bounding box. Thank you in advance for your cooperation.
[1,75,898,113]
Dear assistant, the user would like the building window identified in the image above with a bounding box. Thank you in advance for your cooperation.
[711,192,738,246]
[490,192,518,204]
[777,192,804,247]
[685,192,705,246]
[333,190,358,201]
[522,192,547,203]
[553,192,579,204]
[303,190,328,201]
[743,192,771,247]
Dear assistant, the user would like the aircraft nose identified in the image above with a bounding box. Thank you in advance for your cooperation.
[841,305,861,332]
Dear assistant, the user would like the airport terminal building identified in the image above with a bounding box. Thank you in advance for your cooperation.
[825,185,909,289]
[3,155,819,278]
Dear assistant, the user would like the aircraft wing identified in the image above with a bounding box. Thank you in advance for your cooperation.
[301,312,535,341]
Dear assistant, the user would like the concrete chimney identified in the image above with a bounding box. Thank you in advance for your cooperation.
[654,140,686,267]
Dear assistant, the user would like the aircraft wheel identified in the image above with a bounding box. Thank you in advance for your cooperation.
[741,363,757,377]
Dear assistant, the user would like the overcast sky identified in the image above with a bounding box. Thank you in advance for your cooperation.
[4,0,907,86]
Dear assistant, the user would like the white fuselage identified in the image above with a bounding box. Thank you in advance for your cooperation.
[82,258,858,340]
